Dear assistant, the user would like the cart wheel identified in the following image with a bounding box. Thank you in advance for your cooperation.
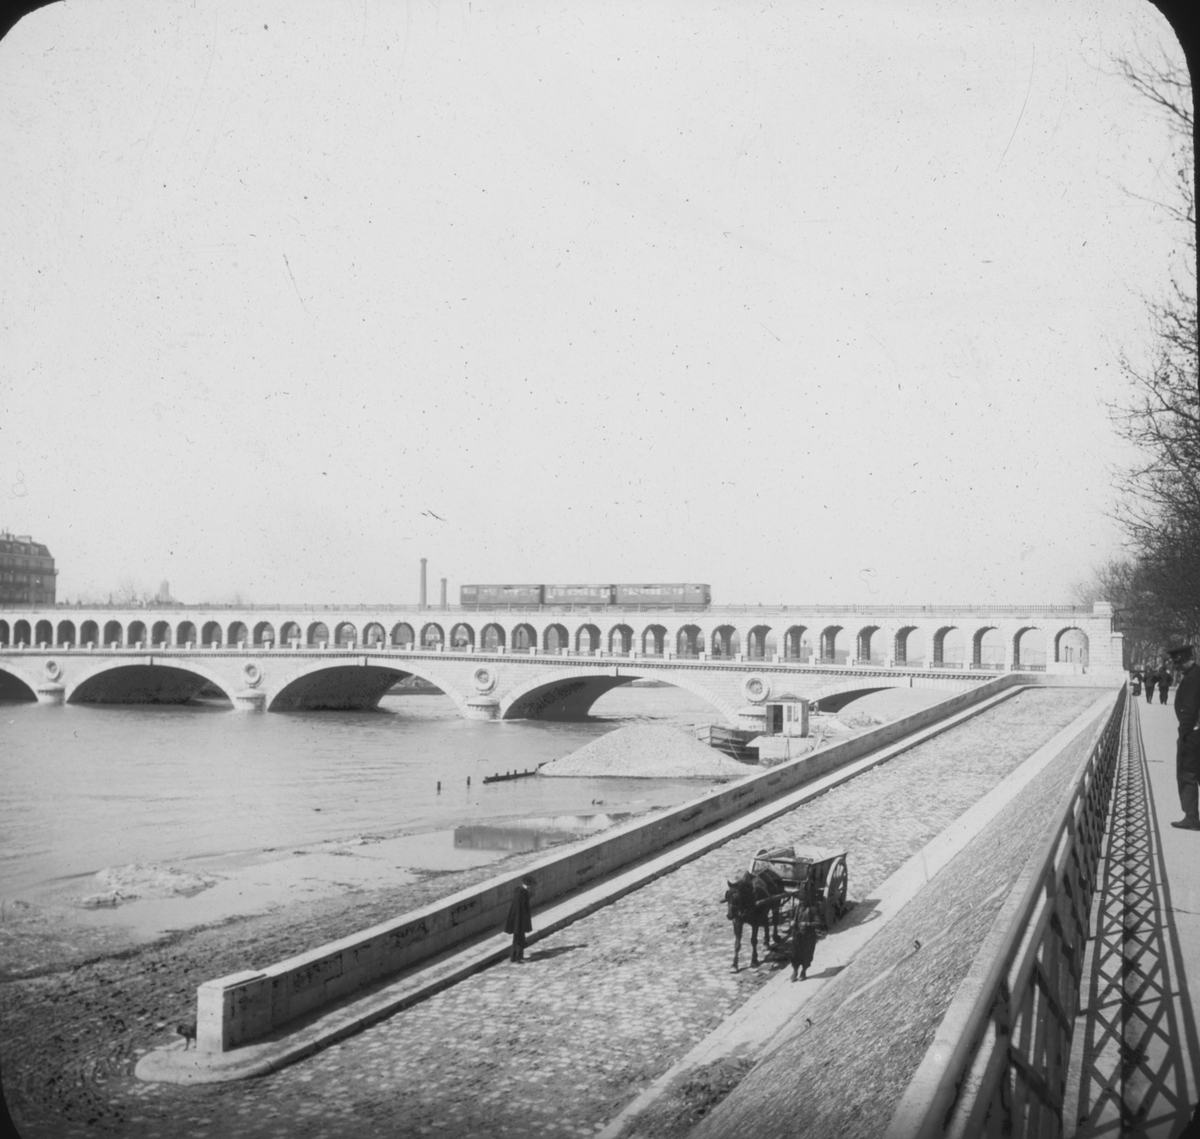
[823,857,848,928]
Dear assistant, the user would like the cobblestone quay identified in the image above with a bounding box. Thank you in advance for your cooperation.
[2,688,1100,1139]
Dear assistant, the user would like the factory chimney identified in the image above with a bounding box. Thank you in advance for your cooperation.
[419,558,427,610]
[440,577,447,610]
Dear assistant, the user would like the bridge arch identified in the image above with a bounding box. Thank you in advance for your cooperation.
[450,622,475,650]
[421,622,445,649]
[278,621,300,646]
[362,622,386,648]
[0,661,39,701]
[151,620,171,646]
[782,625,807,661]
[711,625,737,659]
[642,624,667,656]
[499,666,741,723]
[228,621,250,647]
[819,625,842,663]
[971,626,1004,669]
[57,620,77,646]
[0,620,8,646]
[481,623,505,651]
[1052,626,1089,666]
[175,621,196,647]
[265,658,469,714]
[202,621,223,647]
[932,625,963,667]
[747,625,772,661]
[13,619,31,645]
[855,625,880,663]
[35,619,53,646]
[1013,626,1045,669]
[893,626,919,664]
[608,624,633,655]
[103,620,122,646]
[391,622,414,648]
[64,658,234,706]
[676,624,702,658]
[254,621,276,647]
[511,623,536,653]
[334,622,357,648]
[543,623,569,653]
[306,622,329,647]
[127,620,147,646]
[806,674,974,710]
[575,624,600,653]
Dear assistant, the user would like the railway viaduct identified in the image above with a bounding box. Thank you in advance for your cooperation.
[0,601,1123,725]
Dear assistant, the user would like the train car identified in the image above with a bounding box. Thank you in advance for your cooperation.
[614,583,711,608]
[542,584,617,605]
[460,584,544,608]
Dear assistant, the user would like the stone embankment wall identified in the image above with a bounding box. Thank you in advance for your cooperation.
[197,672,1108,1052]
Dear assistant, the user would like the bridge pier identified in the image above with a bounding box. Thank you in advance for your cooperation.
[231,690,266,713]
[736,705,767,731]
[464,697,499,720]
[34,682,64,704]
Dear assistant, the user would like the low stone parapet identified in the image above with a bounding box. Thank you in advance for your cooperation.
[196,672,1050,1053]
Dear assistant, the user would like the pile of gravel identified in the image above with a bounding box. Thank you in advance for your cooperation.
[541,724,754,780]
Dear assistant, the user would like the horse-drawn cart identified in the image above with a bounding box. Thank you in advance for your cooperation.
[749,845,848,930]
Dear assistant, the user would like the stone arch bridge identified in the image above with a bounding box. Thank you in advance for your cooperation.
[0,602,1122,724]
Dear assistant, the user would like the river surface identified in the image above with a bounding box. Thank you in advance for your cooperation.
[0,685,721,903]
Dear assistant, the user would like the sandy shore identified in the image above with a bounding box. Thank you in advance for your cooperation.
[0,800,689,983]
[0,837,575,1139]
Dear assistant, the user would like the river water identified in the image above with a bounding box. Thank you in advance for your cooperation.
[0,686,720,905]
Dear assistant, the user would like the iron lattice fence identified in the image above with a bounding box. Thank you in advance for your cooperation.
[885,683,1127,1139]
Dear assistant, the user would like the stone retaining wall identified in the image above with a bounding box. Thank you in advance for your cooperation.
[197,671,1114,1052]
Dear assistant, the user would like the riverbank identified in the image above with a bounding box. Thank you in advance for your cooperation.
[0,686,1107,1139]
[0,838,578,1139]
[0,798,699,983]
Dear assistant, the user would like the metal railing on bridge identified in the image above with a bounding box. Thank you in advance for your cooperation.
[884,684,1126,1139]
[2,601,1098,617]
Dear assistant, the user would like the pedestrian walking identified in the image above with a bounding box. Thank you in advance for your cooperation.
[1159,659,1174,705]
[1132,669,1143,698]
[1145,665,1159,704]
[789,901,821,982]
[505,877,535,963]
[1169,643,1200,832]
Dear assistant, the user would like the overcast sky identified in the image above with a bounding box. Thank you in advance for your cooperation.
[0,0,1190,606]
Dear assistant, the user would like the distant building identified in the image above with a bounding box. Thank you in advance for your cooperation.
[0,532,57,605]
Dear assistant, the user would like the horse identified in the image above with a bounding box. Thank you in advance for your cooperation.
[724,868,786,970]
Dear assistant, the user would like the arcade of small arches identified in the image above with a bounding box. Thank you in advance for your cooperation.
[0,615,1090,669]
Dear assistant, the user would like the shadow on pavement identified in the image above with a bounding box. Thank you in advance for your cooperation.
[524,943,587,962]
[1069,699,1200,1137]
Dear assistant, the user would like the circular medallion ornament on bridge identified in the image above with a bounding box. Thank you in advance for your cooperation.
[44,659,61,681]
[473,666,497,694]
[242,661,263,688]
[742,673,771,704]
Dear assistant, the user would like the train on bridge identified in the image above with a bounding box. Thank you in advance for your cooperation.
[460,583,712,609]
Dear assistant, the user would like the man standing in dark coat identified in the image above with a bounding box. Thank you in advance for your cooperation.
[1159,659,1174,705]
[1169,643,1200,831]
[1145,664,1159,704]
[789,902,821,982]
[505,877,535,962]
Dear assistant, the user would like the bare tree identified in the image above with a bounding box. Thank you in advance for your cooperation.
[1107,52,1199,646]
[1073,555,1188,665]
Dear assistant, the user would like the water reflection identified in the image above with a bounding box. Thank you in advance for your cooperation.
[454,813,633,852]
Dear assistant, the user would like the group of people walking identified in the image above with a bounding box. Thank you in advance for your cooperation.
[1133,661,1177,703]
